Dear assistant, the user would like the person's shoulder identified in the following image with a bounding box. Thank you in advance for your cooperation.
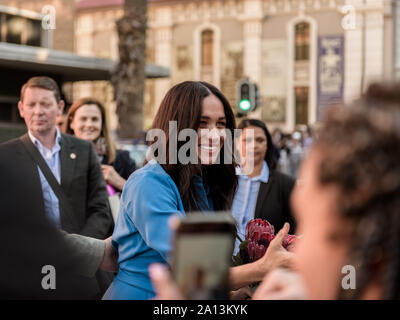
[128,160,169,181]
[0,137,22,150]
[115,149,134,164]
[0,136,26,156]
[125,161,175,192]
[116,149,130,159]
[271,169,295,185]
[121,161,181,207]
[0,137,27,168]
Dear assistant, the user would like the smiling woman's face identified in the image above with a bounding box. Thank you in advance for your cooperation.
[291,150,352,299]
[197,94,227,165]
[238,126,267,168]
[70,104,103,142]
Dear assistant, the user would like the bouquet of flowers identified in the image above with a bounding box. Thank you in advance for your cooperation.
[233,218,297,266]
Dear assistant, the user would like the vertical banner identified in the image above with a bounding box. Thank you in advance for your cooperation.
[317,35,344,121]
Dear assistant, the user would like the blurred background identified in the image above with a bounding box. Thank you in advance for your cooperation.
[0,0,398,170]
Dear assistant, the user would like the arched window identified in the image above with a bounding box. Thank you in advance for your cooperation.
[295,22,310,61]
[287,16,317,130]
[201,29,214,67]
[194,24,220,87]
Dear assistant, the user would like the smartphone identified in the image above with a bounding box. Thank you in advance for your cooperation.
[170,212,236,300]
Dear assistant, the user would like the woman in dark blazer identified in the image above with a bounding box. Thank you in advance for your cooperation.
[63,98,136,192]
[232,119,296,254]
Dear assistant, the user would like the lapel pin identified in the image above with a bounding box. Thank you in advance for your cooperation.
[70,153,76,160]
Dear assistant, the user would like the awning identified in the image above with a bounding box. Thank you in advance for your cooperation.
[0,42,170,81]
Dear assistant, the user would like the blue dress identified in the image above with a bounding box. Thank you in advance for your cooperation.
[103,161,214,300]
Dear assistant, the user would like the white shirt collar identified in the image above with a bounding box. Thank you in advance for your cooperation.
[237,161,269,183]
[28,128,62,154]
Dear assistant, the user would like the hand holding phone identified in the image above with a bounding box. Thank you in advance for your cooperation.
[170,212,236,300]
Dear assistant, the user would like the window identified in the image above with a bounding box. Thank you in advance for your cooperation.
[201,29,213,67]
[0,103,12,122]
[26,19,42,46]
[195,25,220,86]
[295,22,310,61]
[0,13,42,47]
[6,15,24,44]
[295,87,309,125]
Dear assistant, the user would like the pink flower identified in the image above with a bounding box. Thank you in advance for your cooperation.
[282,234,297,251]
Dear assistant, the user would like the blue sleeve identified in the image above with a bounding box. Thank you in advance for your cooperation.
[124,170,184,261]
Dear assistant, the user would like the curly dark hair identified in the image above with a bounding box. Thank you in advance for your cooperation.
[313,82,400,299]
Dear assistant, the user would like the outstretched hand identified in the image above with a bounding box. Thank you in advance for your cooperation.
[256,223,295,275]
[99,237,119,273]
[149,263,184,300]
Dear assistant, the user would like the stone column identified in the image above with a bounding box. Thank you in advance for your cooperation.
[152,7,172,121]
[241,0,263,119]
[344,0,385,103]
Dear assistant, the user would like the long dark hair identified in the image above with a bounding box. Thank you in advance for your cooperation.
[151,81,238,212]
[237,118,277,170]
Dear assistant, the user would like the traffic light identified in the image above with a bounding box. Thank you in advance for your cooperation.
[253,83,259,110]
[236,78,258,116]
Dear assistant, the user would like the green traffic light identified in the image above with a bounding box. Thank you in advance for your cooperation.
[239,99,251,111]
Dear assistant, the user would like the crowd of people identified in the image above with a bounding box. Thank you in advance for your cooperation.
[270,125,316,180]
[0,76,399,300]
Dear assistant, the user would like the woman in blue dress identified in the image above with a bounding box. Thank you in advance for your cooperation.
[103,81,285,299]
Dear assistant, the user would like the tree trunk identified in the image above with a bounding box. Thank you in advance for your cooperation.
[112,0,147,139]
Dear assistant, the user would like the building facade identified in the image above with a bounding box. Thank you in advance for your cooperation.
[0,0,76,51]
[0,0,76,141]
[76,0,394,132]
[393,0,400,80]
[0,0,168,142]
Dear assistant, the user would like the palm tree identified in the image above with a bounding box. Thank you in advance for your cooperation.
[112,0,147,139]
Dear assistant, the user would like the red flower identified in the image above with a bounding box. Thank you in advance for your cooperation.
[233,219,298,265]
[245,218,275,242]
[245,219,275,262]
[248,241,267,262]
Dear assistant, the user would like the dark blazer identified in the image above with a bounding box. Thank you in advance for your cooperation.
[101,149,136,185]
[0,173,98,299]
[254,169,297,234]
[0,133,114,239]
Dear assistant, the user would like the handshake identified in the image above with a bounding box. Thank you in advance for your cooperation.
[146,222,307,300]
[91,222,307,300]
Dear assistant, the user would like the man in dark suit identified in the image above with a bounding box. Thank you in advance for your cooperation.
[0,76,114,297]
[0,168,118,299]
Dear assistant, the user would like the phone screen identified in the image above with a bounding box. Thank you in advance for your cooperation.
[171,213,235,300]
